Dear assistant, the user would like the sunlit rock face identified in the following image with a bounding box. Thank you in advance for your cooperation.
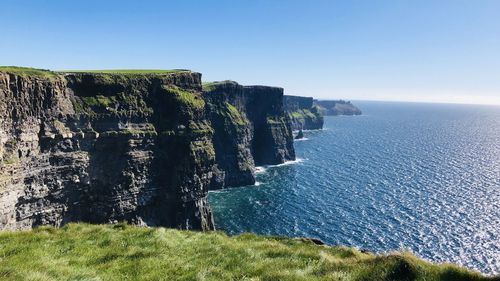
[203,81,295,189]
[283,95,324,130]
[0,71,215,230]
[314,100,362,116]
[0,72,295,230]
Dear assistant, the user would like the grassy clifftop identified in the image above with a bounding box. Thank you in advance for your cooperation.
[0,66,191,77]
[0,224,496,281]
[59,69,191,74]
[0,66,58,79]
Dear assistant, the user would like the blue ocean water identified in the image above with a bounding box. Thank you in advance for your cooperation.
[208,101,500,275]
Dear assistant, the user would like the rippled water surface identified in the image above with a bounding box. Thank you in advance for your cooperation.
[209,101,500,274]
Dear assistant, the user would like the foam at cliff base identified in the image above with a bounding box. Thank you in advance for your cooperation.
[294,137,309,142]
[292,129,325,134]
[255,158,305,174]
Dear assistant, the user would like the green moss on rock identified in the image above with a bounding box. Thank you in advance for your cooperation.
[162,85,205,111]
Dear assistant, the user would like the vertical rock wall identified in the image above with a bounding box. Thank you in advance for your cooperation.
[0,71,215,230]
[0,71,296,230]
[204,81,295,189]
[283,95,324,130]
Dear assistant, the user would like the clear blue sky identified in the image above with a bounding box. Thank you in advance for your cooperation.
[1,0,499,104]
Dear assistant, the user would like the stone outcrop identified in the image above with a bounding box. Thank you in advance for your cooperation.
[314,100,362,116]
[283,95,324,130]
[0,69,295,231]
[204,81,295,189]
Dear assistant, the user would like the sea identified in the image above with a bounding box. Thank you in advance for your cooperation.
[208,101,500,275]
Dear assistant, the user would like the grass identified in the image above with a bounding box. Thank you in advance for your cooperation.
[72,92,153,116]
[202,82,218,92]
[202,80,236,92]
[289,109,319,121]
[58,69,190,74]
[0,223,496,281]
[212,102,247,126]
[0,67,190,79]
[162,85,205,111]
[0,66,58,79]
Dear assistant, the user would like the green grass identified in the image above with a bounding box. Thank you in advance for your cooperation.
[162,85,205,111]
[0,66,58,79]
[58,69,190,74]
[202,80,236,92]
[289,109,319,120]
[0,67,190,78]
[202,82,217,92]
[214,102,247,126]
[0,224,496,281]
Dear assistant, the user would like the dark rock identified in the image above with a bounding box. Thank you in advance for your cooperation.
[203,81,295,189]
[295,130,304,140]
[0,71,212,231]
[296,237,325,245]
[314,100,362,116]
[0,71,296,231]
[283,95,324,130]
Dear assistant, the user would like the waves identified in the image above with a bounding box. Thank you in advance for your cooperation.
[255,158,305,174]
[209,102,500,275]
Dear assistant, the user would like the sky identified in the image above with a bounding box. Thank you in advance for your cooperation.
[1,0,499,105]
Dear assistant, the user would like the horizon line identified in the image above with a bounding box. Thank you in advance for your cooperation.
[346,98,500,107]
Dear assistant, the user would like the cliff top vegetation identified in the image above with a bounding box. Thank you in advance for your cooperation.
[0,223,496,281]
[59,69,190,74]
[0,66,58,79]
[0,67,192,80]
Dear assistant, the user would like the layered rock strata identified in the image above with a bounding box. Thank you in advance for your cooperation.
[0,70,295,231]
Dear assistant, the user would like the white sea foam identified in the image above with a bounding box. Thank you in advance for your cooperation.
[292,128,325,133]
[273,158,305,167]
[254,158,305,174]
[294,137,309,142]
[255,166,267,174]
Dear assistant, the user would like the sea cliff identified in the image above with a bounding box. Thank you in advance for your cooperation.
[0,68,295,231]
[283,95,324,130]
[204,81,295,188]
[314,99,362,116]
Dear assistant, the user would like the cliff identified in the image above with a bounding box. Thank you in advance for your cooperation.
[0,223,496,281]
[204,81,295,188]
[283,95,324,130]
[0,68,295,231]
[314,99,362,115]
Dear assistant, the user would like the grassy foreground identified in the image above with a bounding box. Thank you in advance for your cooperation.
[0,224,497,281]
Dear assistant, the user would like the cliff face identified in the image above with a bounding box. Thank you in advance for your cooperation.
[0,70,295,230]
[204,81,295,189]
[314,100,362,116]
[283,95,324,130]
[0,70,217,231]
